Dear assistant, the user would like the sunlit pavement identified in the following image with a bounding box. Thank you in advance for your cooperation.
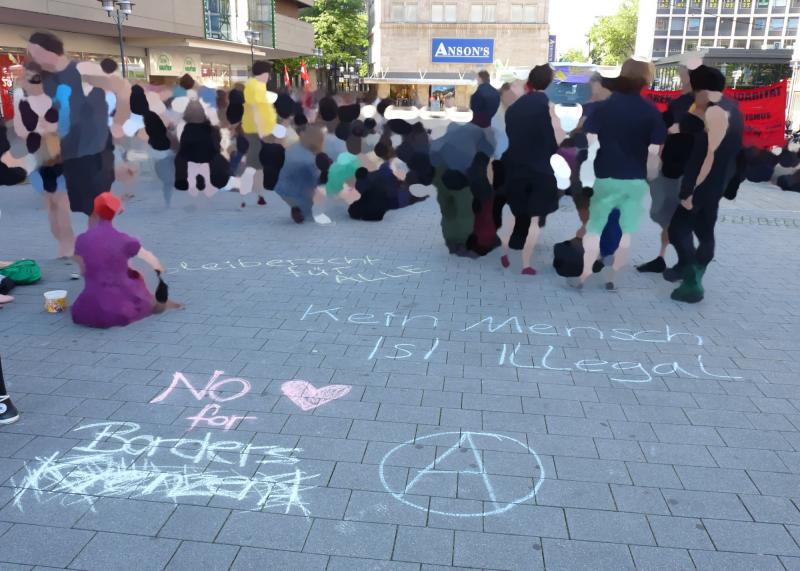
[0,175,799,570]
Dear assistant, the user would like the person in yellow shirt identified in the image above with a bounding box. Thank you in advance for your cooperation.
[241,60,277,205]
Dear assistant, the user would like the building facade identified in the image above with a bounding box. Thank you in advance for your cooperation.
[636,0,800,60]
[0,0,314,117]
[366,0,549,108]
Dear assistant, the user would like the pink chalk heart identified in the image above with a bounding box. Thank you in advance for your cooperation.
[281,380,352,411]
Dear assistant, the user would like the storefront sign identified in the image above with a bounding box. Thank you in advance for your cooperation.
[148,52,203,77]
[548,35,556,63]
[431,38,493,64]
[643,80,787,149]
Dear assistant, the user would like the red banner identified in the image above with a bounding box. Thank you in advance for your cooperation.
[0,53,25,121]
[642,80,787,149]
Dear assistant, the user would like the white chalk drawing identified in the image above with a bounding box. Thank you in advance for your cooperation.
[164,256,430,284]
[300,306,743,382]
[379,431,545,518]
[12,422,317,514]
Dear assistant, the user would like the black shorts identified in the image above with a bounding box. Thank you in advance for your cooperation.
[62,144,115,215]
[39,164,64,193]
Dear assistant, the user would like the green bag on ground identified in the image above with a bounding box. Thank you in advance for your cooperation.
[0,260,42,285]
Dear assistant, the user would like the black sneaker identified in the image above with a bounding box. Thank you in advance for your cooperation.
[290,207,305,224]
[0,395,19,425]
[257,196,267,206]
[663,264,683,283]
[636,256,667,273]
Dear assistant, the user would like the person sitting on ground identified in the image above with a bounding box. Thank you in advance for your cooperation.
[71,192,181,329]
[274,125,325,223]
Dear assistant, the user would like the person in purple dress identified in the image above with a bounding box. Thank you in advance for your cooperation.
[71,193,181,329]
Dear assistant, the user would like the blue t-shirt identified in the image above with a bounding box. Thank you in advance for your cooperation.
[584,92,666,180]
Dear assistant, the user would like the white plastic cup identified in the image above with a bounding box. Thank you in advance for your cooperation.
[44,290,68,313]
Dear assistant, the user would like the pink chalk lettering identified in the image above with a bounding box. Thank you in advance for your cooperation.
[150,371,251,404]
[186,403,256,431]
[281,381,352,411]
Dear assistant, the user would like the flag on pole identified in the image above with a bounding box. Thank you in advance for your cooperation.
[283,65,291,88]
[300,60,311,90]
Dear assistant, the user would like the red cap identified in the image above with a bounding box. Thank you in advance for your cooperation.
[93,192,122,221]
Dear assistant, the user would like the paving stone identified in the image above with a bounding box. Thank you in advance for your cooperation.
[393,526,454,565]
[611,484,670,515]
[565,508,654,545]
[70,532,179,571]
[216,511,312,550]
[453,531,544,571]
[662,489,752,521]
[158,505,231,541]
[630,545,695,570]
[647,515,714,549]
[303,519,396,559]
[164,541,239,571]
[674,465,759,494]
[555,457,631,485]
[689,549,785,570]
[740,494,800,525]
[0,524,93,568]
[74,497,175,535]
[230,547,328,571]
[328,556,421,571]
[702,519,800,556]
[542,538,635,570]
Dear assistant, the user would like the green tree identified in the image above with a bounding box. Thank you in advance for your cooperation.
[587,0,638,65]
[301,0,368,67]
[559,49,589,63]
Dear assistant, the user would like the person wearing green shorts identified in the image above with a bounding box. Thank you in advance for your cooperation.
[577,58,667,287]
[585,178,649,235]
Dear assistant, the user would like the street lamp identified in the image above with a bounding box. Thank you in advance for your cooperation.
[244,29,261,72]
[98,0,134,78]
[313,47,323,90]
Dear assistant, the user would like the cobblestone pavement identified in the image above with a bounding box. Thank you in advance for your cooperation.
[0,177,799,571]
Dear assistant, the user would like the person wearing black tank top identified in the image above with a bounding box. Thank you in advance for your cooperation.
[668,65,743,303]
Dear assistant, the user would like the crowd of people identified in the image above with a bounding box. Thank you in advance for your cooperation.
[0,29,750,335]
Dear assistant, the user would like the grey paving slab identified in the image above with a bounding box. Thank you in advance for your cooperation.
[70,532,179,571]
[0,524,93,568]
[164,541,239,571]
[2,180,800,569]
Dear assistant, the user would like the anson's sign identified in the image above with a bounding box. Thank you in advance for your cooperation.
[431,38,494,63]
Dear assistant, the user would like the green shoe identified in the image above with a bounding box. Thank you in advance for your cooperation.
[670,264,705,303]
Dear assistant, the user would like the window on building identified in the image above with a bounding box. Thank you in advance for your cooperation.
[206,0,232,41]
[671,17,686,32]
[791,0,800,11]
[735,17,751,33]
[738,0,753,11]
[716,38,731,46]
[721,0,735,12]
[685,39,699,50]
[706,0,719,11]
[656,17,669,33]
[703,17,717,33]
[755,0,769,11]
[774,0,788,11]
[788,16,799,32]
[718,16,733,33]
[752,16,767,31]
[700,39,715,46]
[785,39,795,49]
[524,4,538,21]
[687,17,701,33]
[391,2,416,21]
[657,0,670,12]
[432,3,443,21]
[445,4,456,21]
[668,38,683,54]
[653,38,668,57]
[689,0,702,12]
[511,3,522,20]
[751,39,764,48]
[483,4,496,21]
[733,39,748,47]
[673,0,687,12]
[770,16,785,33]
[470,4,482,21]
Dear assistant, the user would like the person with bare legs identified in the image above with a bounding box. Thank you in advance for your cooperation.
[241,61,277,205]
[574,59,666,288]
[499,65,564,275]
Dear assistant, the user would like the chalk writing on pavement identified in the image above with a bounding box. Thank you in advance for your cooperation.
[380,431,545,517]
